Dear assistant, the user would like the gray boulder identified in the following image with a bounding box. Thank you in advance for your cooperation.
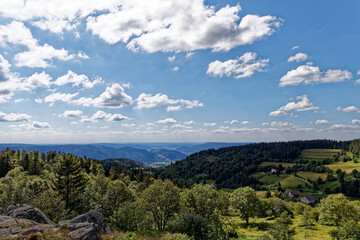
[6,204,53,224]
[59,210,107,240]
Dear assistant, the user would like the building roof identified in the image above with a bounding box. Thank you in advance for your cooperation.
[302,195,316,201]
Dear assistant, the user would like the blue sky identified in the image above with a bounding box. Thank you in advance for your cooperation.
[0,0,359,143]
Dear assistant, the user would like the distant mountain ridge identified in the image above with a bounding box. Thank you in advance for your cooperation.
[0,142,249,166]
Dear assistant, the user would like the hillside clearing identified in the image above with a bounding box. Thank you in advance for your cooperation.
[300,149,341,159]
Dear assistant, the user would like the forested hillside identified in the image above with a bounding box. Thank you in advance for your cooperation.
[160,140,348,188]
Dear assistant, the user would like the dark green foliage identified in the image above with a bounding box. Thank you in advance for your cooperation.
[329,220,360,240]
[159,140,347,189]
[53,154,88,210]
[173,213,212,240]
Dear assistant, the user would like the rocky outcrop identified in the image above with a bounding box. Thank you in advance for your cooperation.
[59,210,108,240]
[6,204,53,224]
[0,205,107,240]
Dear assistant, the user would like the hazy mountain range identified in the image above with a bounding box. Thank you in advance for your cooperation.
[0,142,249,167]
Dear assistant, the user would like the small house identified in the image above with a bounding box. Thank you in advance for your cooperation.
[271,168,277,174]
[284,189,300,199]
[300,195,316,205]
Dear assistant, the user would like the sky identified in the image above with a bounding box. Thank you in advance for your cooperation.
[0,0,359,143]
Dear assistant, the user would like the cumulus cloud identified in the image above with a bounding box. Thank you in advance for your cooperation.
[172,66,179,71]
[157,118,177,124]
[269,95,319,116]
[184,121,195,125]
[54,71,102,88]
[73,84,133,108]
[336,106,360,113]
[287,52,307,62]
[81,110,128,123]
[279,64,352,87]
[203,122,216,126]
[32,121,50,128]
[0,21,76,68]
[352,119,360,124]
[62,110,83,118]
[25,71,52,88]
[44,92,79,105]
[207,52,268,79]
[135,93,203,110]
[241,121,250,125]
[86,1,281,53]
[0,111,31,122]
[315,119,330,124]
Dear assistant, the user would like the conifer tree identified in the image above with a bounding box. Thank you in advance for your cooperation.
[53,154,88,210]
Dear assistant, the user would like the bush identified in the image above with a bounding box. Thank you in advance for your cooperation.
[173,213,212,240]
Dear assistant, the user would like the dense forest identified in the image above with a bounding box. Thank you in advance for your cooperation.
[160,140,348,189]
[1,140,360,239]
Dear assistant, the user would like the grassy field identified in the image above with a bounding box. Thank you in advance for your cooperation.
[300,149,341,159]
[325,161,360,173]
[297,171,327,181]
[253,172,310,189]
[225,215,335,240]
[260,162,298,168]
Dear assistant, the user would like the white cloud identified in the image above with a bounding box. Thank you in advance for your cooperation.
[172,66,179,71]
[269,121,295,128]
[229,120,239,124]
[0,0,122,33]
[73,83,133,108]
[352,119,360,124]
[121,82,132,89]
[25,71,52,88]
[357,70,360,75]
[203,122,216,126]
[32,121,50,129]
[166,105,181,111]
[315,119,330,125]
[291,46,300,50]
[168,56,175,62]
[70,121,79,125]
[35,98,43,103]
[241,120,250,125]
[77,52,90,59]
[336,106,360,113]
[54,70,102,88]
[0,21,76,68]
[279,64,352,86]
[287,52,307,62]
[269,95,319,116]
[121,123,136,127]
[135,93,203,110]
[184,120,195,125]
[44,92,79,105]
[354,79,360,85]
[207,52,268,79]
[0,111,31,122]
[157,118,177,124]
[87,1,281,53]
[186,52,194,58]
[81,110,128,123]
[62,110,83,118]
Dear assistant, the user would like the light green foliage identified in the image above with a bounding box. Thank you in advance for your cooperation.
[110,199,153,231]
[140,179,181,230]
[268,212,295,240]
[263,197,291,218]
[33,189,67,222]
[329,220,360,240]
[318,194,360,226]
[102,179,134,217]
[230,186,262,225]
[181,184,229,219]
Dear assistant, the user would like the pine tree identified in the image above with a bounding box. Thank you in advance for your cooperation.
[53,154,88,210]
